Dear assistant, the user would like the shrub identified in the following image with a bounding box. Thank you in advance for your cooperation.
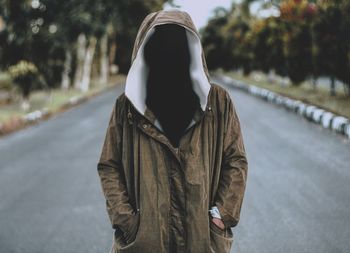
[7,61,39,99]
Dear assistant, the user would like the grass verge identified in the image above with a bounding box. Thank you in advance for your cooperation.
[0,74,126,136]
[225,71,350,119]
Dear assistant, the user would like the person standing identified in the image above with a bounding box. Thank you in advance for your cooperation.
[97,9,248,253]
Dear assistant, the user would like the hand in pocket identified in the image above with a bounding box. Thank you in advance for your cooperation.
[211,217,225,230]
[116,210,140,246]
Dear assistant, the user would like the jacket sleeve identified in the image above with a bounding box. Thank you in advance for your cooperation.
[97,98,136,231]
[215,92,248,228]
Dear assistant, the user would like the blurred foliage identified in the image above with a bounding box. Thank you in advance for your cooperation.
[113,0,168,73]
[313,0,350,92]
[201,0,350,93]
[8,60,38,78]
[201,7,231,71]
[8,60,39,98]
[0,0,169,93]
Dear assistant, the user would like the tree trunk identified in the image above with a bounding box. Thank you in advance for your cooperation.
[345,81,350,96]
[61,48,72,90]
[73,33,87,90]
[109,32,117,65]
[330,76,336,96]
[21,97,30,112]
[81,36,97,93]
[267,70,275,84]
[99,33,109,85]
[341,81,349,96]
[21,82,31,112]
[312,76,317,91]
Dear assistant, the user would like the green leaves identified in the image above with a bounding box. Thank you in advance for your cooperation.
[201,0,350,91]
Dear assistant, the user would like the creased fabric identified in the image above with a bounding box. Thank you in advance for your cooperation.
[97,9,248,253]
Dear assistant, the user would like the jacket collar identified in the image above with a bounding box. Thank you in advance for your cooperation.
[143,103,204,133]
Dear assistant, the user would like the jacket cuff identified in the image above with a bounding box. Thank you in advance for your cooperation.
[215,202,239,228]
[209,206,222,219]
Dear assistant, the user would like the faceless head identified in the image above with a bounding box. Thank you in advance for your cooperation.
[144,24,191,79]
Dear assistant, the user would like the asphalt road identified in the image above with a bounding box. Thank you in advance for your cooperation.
[0,79,349,253]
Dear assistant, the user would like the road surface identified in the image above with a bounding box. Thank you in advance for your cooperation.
[0,79,349,253]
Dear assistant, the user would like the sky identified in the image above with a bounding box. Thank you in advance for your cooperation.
[163,0,234,30]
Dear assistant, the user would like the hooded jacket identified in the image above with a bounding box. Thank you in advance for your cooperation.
[97,10,248,253]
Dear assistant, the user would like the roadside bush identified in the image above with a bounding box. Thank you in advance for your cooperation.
[8,60,39,99]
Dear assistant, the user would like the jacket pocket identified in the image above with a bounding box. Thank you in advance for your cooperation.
[209,218,234,253]
[114,210,141,251]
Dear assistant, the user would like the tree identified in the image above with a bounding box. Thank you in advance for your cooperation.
[248,17,287,77]
[1,0,172,94]
[279,0,317,85]
[0,0,35,67]
[8,60,39,110]
[201,7,231,70]
[113,0,168,74]
[313,0,350,95]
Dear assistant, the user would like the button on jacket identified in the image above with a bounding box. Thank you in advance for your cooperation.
[97,9,248,253]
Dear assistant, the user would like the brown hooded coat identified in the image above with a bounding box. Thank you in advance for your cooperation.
[97,10,248,253]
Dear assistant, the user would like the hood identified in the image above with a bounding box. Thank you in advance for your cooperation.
[124,9,212,116]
